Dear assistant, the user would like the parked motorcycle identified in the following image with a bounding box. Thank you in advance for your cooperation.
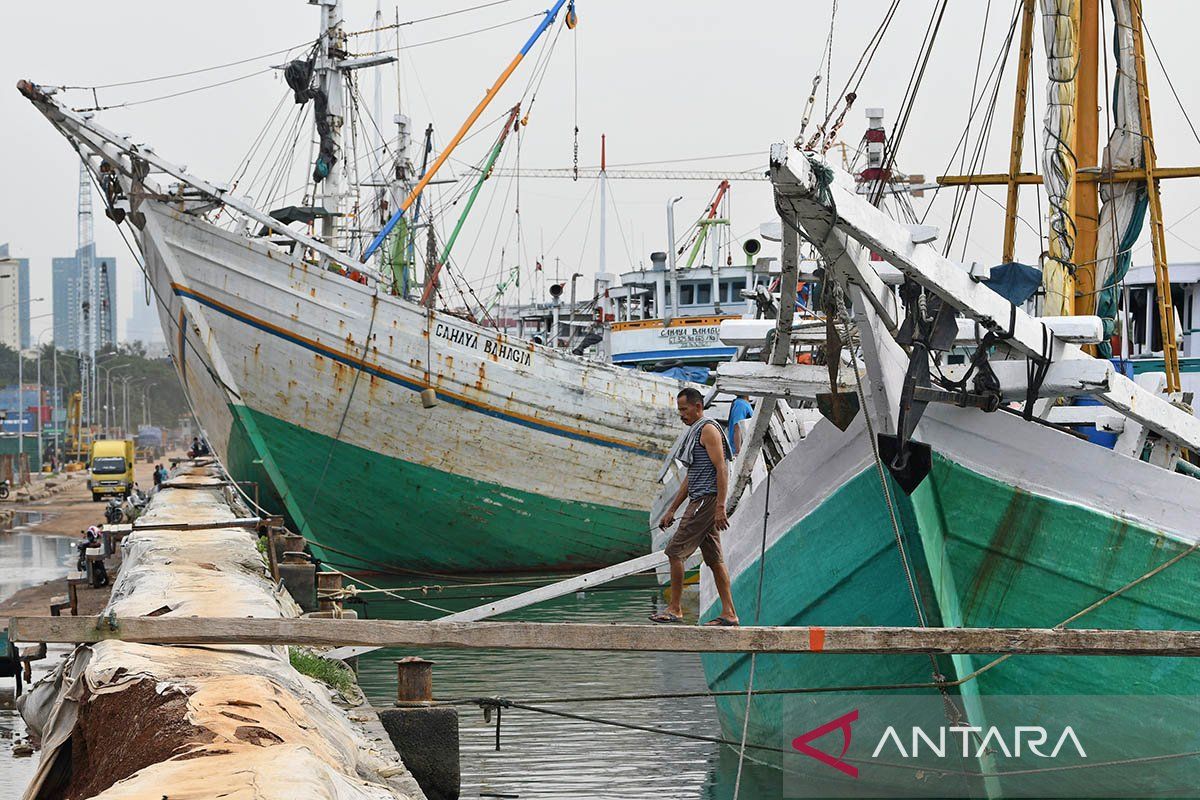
[0,479,10,501]
[76,527,108,587]
[104,498,124,525]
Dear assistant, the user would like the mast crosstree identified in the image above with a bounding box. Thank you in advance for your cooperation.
[939,0,1190,389]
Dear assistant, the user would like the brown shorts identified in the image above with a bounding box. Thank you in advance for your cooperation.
[665,495,724,566]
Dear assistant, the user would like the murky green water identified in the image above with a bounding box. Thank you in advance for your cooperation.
[354,577,788,800]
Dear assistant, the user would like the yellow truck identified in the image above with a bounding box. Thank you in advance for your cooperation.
[88,439,135,502]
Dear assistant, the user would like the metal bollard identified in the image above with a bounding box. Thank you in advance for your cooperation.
[379,655,459,800]
[316,571,343,613]
[395,656,434,704]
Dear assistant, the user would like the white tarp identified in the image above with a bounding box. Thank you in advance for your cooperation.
[18,468,422,800]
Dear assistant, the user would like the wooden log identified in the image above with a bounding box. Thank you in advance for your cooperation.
[11,616,1200,656]
[941,358,1114,400]
[715,361,852,400]
[131,517,262,532]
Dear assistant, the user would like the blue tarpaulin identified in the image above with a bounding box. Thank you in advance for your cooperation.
[652,366,711,383]
[982,262,1043,306]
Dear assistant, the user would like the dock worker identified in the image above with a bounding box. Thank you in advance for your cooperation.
[651,387,740,627]
[728,393,753,454]
[153,464,163,488]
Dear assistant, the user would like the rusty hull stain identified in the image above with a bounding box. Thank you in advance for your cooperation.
[962,489,1042,621]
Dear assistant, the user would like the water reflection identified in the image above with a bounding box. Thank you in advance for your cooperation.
[355,579,786,799]
[0,528,75,793]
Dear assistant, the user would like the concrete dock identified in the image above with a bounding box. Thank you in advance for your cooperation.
[16,462,424,799]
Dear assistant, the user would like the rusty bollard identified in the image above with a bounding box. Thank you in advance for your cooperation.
[315,571,343,613]
[396,656,433,704]
[378,656,460,800]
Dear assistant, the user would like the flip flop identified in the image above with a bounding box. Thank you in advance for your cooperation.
[649,612,684,624]
[704,617,740,627]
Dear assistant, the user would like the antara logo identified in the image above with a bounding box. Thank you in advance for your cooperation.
[792,709,859,778]
[791,710,1088,778]
[872,725,1087,760]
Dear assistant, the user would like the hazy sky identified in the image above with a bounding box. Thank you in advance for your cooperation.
[4,0,1200,341]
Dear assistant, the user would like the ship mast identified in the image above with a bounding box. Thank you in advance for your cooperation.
[940,0,1199,393]
[314,0,346,251]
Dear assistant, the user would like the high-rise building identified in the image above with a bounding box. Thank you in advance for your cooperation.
[53,245,117,353]
[0,244,30,351]
[124,280,164,346]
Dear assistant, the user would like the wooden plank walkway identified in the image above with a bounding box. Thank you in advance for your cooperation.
[11,616,1200,656]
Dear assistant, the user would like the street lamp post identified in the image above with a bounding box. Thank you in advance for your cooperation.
[122,376,146,439]
[98,362,131,438]
[140,382,157,428]
[33,329,54,471]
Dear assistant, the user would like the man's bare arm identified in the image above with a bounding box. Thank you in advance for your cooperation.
[701,425,730,528]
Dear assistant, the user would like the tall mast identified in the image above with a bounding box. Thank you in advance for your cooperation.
[599,134,607,276]
[1129,0,1180,390]
[361,0,575,262]
[315,0,346,250]
[1072,0,1100,319]
[1001,0,1037,264]
[1040,0,1081,317]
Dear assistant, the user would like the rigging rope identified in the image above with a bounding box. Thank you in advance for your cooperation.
[732,468,771,800]
[71,68,274,113]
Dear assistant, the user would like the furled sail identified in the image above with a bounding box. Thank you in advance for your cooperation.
[1093,0,1148,356]
[1040,0,1079,317]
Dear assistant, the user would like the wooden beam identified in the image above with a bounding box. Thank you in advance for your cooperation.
[131,517,263,532]
[726,208,802,512]
[718,318,827,347]
[12,616,1200,656]
[1045,406,1126,432]
[938,165,1200,186]
[715,361,852,399]
[955,316,1105,346]
[326,551,671,660]
[943,358,1114,400]
[773,151,1200,453]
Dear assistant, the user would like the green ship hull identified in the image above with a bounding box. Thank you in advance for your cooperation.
[225,406,651,573]
[702,435,1200,797]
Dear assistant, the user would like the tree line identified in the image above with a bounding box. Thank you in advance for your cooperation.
[0,342,191,431]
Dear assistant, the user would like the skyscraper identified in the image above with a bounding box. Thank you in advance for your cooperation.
[0,244,30,351]
[53,245,116,353]
[125,279,164,346]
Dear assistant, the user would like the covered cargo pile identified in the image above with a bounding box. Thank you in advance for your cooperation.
[17,464,423,800]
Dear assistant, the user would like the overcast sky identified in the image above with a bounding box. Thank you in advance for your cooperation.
[4,0,1200,341]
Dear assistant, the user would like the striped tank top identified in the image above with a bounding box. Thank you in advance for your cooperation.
[687,420,722,499]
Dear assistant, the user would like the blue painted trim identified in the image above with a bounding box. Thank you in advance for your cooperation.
[173,286,663,459]
[611,347,737,363]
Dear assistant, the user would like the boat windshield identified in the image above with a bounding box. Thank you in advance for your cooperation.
[92,457,127,475]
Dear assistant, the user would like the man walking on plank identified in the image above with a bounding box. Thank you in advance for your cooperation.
[651,387,740,627]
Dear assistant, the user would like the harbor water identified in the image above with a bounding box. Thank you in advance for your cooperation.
[0,523,791,798]
[0,515,75,794]
[354,577,788,800]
